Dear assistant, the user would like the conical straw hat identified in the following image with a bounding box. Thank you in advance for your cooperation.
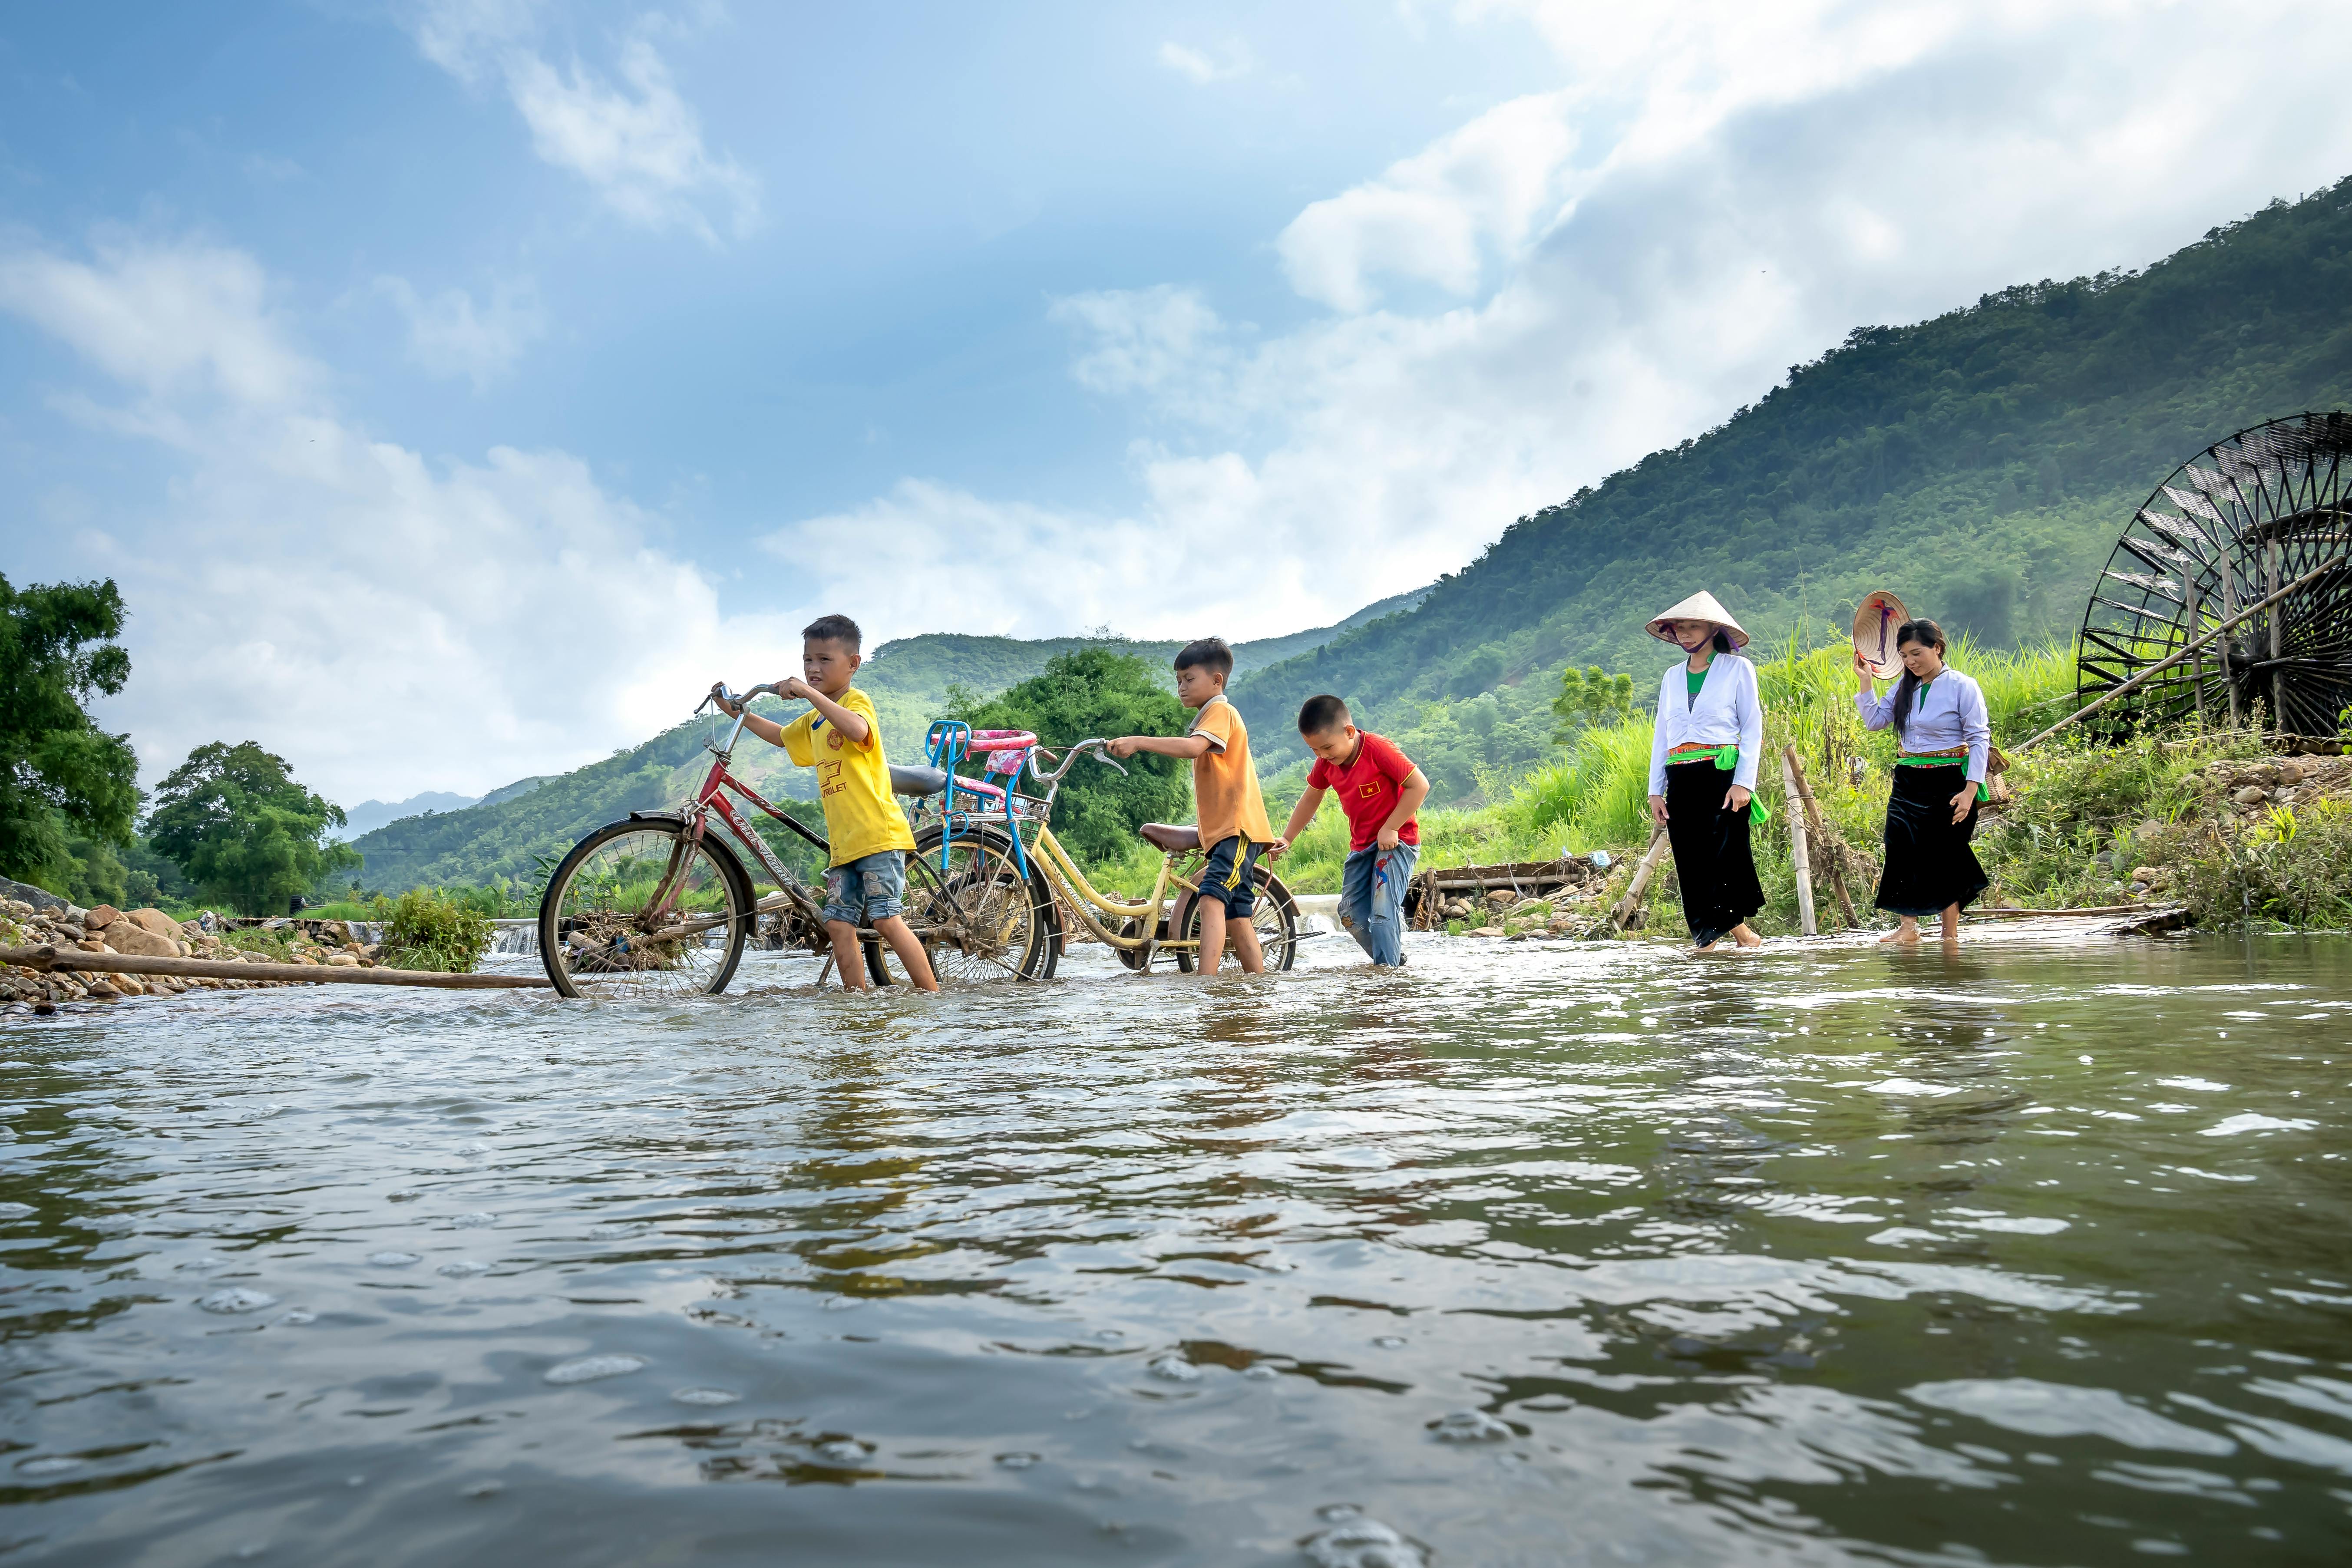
[1645,591,1749,649]
[1851,590,1909,680]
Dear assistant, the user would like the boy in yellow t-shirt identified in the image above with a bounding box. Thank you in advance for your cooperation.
[1108,636,1274,979]
[712,614,935,993]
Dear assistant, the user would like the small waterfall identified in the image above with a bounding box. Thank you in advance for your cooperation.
[490,920,538,956]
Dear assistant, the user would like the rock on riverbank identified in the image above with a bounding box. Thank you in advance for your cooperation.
[0,901,384,1013]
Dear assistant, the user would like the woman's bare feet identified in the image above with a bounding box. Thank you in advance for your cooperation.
[1880,918,1922,946]
[1731,924,1763,949]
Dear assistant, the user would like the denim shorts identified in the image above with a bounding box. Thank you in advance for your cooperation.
[823,850,907,926]
[1196,835,1261,917]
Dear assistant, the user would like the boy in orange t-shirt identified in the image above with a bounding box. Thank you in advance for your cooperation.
[1108,637,1274,977]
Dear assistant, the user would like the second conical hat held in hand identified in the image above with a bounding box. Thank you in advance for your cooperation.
[1645,591,1749,650]
[1852,590,1910,679]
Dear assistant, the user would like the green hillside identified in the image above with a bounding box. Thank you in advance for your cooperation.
[347,588,1428,892]
[1234,178,2352,771]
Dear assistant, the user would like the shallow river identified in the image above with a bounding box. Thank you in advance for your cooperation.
[3,927,2349,1566]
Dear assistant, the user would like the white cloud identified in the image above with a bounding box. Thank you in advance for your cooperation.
[0,234,798,805]
[1158,39,1255,85]
[0,239,314,406]
[409,3,760,243]
[373,275,545,387]
[1027,0,2352,639]
[1050,285,1230,403]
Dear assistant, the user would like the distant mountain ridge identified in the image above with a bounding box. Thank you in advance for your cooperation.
[331,790,478,841]
[346,586,1431,891]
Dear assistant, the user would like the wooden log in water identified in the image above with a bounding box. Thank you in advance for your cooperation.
[1962,904,2180,921]
[0,945,550,990]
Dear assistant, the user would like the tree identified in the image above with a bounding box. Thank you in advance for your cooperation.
[146,742,360,914]
[0,575,139,890]
[955,648,1189,865]
[1552,665,1635,745]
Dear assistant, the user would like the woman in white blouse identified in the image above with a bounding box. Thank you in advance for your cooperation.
[1853,616,1992,946]
[1644,592,1766,951]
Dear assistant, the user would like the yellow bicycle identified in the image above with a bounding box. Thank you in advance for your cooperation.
[899,730,1299,979]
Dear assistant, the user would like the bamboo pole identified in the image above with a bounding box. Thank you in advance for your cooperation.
[2,946,550,990]
[1608,825,1672,931]
[1783,747,1856,928]
[1781,751,1817,937]
[2022,548,2352,752]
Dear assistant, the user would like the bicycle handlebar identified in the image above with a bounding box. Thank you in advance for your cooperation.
[699,680,786,717]
[1032,738,1126,783]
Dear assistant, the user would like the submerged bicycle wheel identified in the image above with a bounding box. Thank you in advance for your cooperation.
[895,825,1056,982]
[539,815,753,999]
[1174,865,1298,974]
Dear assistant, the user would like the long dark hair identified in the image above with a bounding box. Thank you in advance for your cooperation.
[1890,618,1947,732]
[1681,627,1735,657]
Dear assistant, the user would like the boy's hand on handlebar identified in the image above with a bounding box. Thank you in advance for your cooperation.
[1106,736,1140,759]
[709,683,743,717]
[775,676,816,703]
[1267,835,1289,858]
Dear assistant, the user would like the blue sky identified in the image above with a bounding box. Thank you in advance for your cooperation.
[4,1,2350,805]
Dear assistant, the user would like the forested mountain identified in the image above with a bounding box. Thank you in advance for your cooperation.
[1234,178,2352,762]
[347,587,1428,892]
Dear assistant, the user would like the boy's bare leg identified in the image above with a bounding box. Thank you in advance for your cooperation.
[875,914,939,992]
[1196,902,1226,978]
[826,920,868,990]
[1230,915,1265,974]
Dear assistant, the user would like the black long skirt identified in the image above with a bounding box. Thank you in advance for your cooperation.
[1664,760,1764,947]
[1875,764,1988,918]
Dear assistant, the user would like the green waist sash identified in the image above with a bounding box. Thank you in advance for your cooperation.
[1896,753,1990,802]
[1667,746,1770,823]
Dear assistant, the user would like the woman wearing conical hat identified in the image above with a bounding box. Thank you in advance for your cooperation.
[1644,592,1766,951]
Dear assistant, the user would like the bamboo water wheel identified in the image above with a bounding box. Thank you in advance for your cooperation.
[2078,411,2352,734]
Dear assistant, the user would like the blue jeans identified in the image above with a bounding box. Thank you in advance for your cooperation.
[1338,843,1416,966]
[823,850,907,927]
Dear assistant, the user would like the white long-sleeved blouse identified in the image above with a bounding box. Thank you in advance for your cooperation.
[1856,667,1992,782]
[1647,653,1763,795]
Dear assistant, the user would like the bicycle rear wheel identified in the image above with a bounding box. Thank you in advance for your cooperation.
[893,825,1055,982]
[1173,865,1298,974]
[539,815,753,999]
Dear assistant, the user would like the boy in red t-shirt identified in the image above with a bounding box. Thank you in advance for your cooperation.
[1270,694,1429,967]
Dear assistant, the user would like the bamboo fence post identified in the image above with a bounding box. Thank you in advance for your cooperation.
[1784,746,1855,928]
[1,945,550,990]
[1609,825,1672,931]
[1780,751,1817,937]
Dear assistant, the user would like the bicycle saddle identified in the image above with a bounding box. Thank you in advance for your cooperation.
[1137,822,1200,852]
[889,765,949,797]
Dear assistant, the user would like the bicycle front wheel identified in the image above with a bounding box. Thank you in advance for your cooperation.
[539,815,753,999]
[898,825,1055,982]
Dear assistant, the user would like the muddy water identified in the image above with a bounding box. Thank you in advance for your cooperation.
[2,929,2348,1565]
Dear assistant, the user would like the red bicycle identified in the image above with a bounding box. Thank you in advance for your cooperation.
[535,681,1055,998]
